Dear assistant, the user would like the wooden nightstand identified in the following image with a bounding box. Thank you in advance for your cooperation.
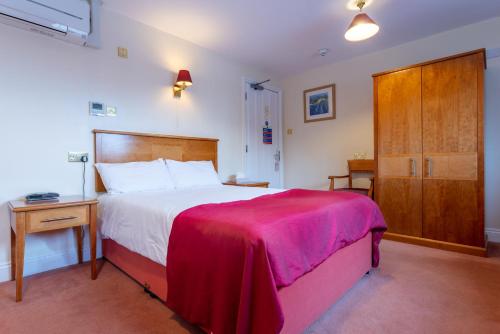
[223,181,270,188]
[8,196,98,302]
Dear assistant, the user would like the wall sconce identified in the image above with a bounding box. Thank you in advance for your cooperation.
[173,70,192,98]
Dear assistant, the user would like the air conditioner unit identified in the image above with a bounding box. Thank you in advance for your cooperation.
[0,0,100,47]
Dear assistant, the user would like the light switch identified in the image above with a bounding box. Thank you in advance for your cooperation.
[287,129,293,135]
[118,47,128,58]
[106,106,117,117]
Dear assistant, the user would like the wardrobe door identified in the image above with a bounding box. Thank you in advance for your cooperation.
[422,54,484,247]
[375,68,423,237]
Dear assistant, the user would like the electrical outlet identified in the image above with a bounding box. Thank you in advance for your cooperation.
[68,152,88,162]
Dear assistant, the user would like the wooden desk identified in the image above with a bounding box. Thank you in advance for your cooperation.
[8,196,98,302]
[328,160,375,198]
[346,159,375,188]
[223,181,270,188]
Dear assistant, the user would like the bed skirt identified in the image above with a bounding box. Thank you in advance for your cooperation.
[102,232,372,334]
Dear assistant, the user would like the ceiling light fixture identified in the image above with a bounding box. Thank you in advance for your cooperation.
[345,0,379,42]
[346,0,373,11]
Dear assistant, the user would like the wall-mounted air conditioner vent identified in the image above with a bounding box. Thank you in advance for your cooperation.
[0,0,100,47]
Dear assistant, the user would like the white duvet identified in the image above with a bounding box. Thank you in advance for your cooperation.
[98,185,284,266]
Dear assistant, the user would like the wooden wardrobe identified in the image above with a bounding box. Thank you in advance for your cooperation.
[373,49,486,256]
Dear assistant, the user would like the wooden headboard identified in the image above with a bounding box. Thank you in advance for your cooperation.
[93,129,219,193]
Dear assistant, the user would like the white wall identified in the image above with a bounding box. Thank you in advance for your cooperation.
[282,17,500,240]
[0,9,272,281]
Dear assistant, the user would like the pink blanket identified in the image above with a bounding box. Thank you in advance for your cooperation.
[166,189,386,334]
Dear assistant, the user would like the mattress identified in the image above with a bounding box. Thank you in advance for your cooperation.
[98,185,284,265]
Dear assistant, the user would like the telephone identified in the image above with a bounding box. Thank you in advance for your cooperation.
[25,192,60,203]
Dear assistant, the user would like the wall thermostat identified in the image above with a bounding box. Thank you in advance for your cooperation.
[89,101,106,116]
[89,101,117,117]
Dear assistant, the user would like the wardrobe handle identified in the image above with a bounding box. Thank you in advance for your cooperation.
[410,158,416,177]
[426,157,433,177]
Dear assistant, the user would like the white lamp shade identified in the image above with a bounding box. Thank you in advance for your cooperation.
[345,12,379,42]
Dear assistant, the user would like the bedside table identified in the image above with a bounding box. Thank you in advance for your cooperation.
[223,181,270,188]
[8,195,98,302]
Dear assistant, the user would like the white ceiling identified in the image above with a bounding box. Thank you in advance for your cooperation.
[103,0,500,77]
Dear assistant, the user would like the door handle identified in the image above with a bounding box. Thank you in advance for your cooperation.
[410,158,416,177]
[274,150,280,162]
[274,150,281,172]
[426,157,433,177]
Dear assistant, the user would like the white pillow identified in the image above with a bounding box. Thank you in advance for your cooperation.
[95,159,175,194]
[165,160,221,189]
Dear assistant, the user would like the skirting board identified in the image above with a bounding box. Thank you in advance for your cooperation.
[0,247,101,283]
[486,228,500,243]
[383,232,487,257]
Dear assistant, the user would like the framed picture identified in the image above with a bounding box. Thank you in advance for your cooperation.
[303,84,336,123]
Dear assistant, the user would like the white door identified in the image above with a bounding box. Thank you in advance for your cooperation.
[245,83,282,188]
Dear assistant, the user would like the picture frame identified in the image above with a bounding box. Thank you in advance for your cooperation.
[303,84,336,123]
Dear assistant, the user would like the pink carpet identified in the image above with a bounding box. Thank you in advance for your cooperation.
[0,241,499,334]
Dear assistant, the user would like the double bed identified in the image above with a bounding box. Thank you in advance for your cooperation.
[94,129,385,334]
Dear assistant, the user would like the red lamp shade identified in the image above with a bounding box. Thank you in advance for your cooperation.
[176,70,192,87]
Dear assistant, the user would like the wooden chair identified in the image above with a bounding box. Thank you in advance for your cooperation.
[328,159,375,199]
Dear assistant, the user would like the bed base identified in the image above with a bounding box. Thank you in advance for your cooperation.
[103,232,372,334]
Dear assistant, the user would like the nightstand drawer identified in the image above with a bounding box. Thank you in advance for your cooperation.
[26,205,89,233]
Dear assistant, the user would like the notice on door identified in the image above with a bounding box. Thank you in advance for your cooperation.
[263,127,272,144]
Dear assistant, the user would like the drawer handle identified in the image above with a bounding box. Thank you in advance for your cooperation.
[41,216,78,223]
